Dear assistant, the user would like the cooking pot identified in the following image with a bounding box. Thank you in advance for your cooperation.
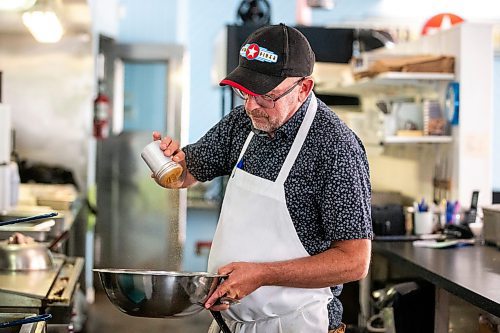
[0,212,59,271]
[0,241,54,270]
[95,269,233,333]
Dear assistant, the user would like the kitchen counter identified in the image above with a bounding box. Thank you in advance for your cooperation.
[373,242,500,318]
[5,183,82,236]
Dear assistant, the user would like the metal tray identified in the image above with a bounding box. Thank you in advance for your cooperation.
[0,210,65,242]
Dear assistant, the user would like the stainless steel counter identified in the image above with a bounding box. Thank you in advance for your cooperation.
[373,242,500,332]
[373,242,500,317]
[0,258,63,300]
[0,256,83,308]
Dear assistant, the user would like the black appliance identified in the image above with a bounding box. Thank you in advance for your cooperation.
[226,25,355,78]
[372,281,435,333]
[371,204,406,236]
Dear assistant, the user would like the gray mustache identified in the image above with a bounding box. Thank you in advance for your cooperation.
[246,108,268,118]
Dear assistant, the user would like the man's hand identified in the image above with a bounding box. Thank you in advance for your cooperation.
[151,132,198,188]
[204,262,269,311]
[204,239,371,311]
[152,131,185,164]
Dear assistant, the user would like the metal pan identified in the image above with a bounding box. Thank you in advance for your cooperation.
[94,269,233,332]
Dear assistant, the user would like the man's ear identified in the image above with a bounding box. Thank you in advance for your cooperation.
[298,77,314,102]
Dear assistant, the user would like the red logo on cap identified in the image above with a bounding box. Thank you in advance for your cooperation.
[246,44,259,60]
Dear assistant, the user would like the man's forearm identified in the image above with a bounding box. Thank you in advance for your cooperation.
[205,239,371,309]
[260,239,371,288]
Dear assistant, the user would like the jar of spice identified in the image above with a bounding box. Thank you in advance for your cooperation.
[141,141,183,187]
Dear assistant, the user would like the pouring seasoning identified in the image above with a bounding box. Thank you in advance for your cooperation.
[141,140,183,187]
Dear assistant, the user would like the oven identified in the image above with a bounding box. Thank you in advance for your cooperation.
[0,255,84,333]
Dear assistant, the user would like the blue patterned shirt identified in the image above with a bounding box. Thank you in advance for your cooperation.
[183,94,373,329]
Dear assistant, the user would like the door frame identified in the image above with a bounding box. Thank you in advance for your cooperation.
[114,43,189,252]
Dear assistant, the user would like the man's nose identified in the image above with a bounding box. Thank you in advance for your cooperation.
[245,95,260,109]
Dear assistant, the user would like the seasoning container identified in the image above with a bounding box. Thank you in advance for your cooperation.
[141,141,183,187]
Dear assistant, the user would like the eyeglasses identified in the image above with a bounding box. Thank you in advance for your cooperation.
[232,78,305,109]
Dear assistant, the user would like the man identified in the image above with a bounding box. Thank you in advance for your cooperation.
[153,23,372,333]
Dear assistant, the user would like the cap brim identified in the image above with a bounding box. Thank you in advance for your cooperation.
[220,66,285,96]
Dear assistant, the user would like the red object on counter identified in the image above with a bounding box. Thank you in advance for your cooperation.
[421,13,464,36]
[93,82,111,140]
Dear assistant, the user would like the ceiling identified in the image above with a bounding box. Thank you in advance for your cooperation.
[0,0,91,36]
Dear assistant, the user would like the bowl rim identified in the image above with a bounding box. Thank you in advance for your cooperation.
[93,269,227,278]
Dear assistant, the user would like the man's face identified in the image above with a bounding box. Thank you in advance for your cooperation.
[244,78,304,134]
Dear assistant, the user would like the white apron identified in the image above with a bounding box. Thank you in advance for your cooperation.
[207,93,333,333]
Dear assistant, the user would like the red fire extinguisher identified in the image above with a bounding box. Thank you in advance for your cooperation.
[93,81,110,139]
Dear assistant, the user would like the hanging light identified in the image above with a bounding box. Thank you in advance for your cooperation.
[22,0,64,43]
[0,0,36,11]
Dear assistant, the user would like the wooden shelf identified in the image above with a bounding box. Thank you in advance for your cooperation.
[382,135,453,144]
[366,71,455,81]
[316,72,455,95]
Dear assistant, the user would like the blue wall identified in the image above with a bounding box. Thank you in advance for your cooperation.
[181,208,219,272]
[123,62,167,132]
[118,0,181,44]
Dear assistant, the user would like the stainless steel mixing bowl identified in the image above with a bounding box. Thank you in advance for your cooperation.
[94,269,226,318]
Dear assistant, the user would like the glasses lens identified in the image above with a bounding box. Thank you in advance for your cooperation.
[254,96,274,108]
[232,87,247,100]
[233,87,282,108]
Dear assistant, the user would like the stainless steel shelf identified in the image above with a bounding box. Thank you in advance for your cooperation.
[382,135,453,144]
[316,71,456,95]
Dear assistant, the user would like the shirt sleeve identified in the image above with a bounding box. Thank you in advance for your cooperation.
[183,107,246,182]
[319,133,373,241]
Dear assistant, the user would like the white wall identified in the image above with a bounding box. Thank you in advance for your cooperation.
[0,35,93,189]
[494,55,500,191]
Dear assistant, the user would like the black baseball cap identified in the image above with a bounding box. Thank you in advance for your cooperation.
[220,23,315,96]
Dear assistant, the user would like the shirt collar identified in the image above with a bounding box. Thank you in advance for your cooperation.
[274,93,312,139]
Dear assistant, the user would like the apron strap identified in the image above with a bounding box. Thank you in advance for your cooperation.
[235,131,254,167]
[276,92,318,185]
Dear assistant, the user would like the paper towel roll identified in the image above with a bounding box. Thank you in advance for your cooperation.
[0,104,11,163]
[9,161,19,207]
[0,164,11,213]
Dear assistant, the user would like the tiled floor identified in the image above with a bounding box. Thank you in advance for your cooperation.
[83,291,213,333]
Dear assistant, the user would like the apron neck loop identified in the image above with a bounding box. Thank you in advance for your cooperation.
[275,93,317,185]
[235,93,318,183]
[237,132,254,163]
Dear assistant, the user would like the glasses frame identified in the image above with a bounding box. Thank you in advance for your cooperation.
[233,77,306,109]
